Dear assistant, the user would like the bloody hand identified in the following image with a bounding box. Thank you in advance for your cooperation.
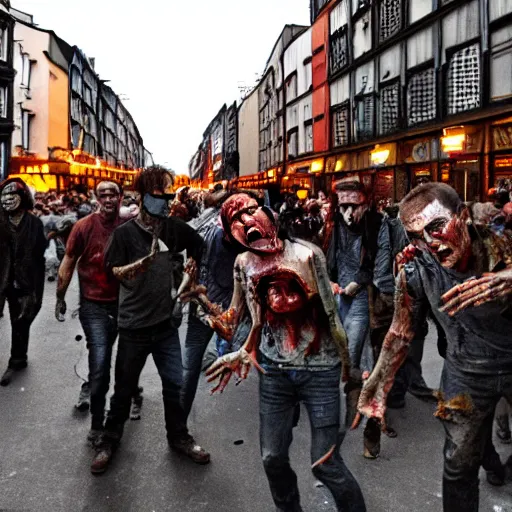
[394,244,420,275]
[205,348,266,394]
[439,268,512,316]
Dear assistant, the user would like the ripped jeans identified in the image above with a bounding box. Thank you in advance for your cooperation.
[440,359,512,512]
[259,365,366,512]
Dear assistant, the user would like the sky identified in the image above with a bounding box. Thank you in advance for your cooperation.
[13,0,311,174]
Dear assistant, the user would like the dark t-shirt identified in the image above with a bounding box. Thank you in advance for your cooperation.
[406,250,512,374]
[105,217,203,330]
[66,213,122,302]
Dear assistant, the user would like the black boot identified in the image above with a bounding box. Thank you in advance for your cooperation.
[130,386,144,420]
[0,368,15,386]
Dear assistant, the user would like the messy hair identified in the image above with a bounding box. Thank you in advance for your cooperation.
[134,166,174,197]
[400,183,462,219]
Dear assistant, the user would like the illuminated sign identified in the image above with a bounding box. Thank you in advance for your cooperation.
[370,147,390,166]
[441,127,466,154]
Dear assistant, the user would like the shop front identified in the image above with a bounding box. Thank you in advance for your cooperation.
[283,158,325,196]
[400,137,439,195]
[491,122,512,195]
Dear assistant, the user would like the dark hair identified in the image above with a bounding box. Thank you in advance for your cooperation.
[400,183,462,219]
[334,180,366,194]
[134,166,174,198]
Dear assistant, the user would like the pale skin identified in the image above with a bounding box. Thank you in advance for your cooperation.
[55,182,121,322]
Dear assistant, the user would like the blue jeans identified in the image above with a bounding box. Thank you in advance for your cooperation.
[440,359,512,512]
[79,299,118,430]
[181,314,214,419]
[337,291,371,374]
[259,366,366,512]
[105,320,188,442]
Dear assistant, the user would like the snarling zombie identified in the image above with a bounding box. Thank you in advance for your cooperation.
[181,193,366,511]
[56,181,143,445]
[91,167,209,475]
[358,183,512,512]
[325,179,384,458]
[0,178,47,386]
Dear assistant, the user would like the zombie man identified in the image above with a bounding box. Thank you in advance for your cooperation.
[359,183,512,512]
[325,179,384,457]
[182,193,366,512]
[0,178,47,386]
[56,181,143,444]
[91,167,209,474]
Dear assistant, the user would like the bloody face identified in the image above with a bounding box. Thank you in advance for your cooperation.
[96,182,121,218]
[266,277,306,314]
[1,182,23,212]
[402,198,470,269]
[223,194,282,253]
[337,190,368,226]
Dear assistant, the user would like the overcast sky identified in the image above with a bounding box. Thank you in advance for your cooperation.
[13,0,310,174]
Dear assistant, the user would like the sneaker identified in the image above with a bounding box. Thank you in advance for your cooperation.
[75,383,90,412]
[91,443,114,475]
[0,368,14,387]
[170,436,210,465]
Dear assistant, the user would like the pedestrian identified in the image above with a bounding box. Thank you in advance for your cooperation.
[55,181,143,444]
[0,178,47,386]
[91,166,209,474]
[182,193,366,512]
[180,188,240,420]
[359,183,512,512]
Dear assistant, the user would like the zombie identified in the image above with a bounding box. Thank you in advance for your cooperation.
[325,179,384,458]
[359,183,512,512]
[56,181,143,445]
[181,193,366,512]
[91,167,209,474]
[180,188,240,420]
[0,178,47,386]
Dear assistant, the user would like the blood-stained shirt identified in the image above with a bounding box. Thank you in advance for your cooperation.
[66,213,122,302]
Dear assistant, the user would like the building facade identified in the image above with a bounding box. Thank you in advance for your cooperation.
[7,9,152,192]
[0,0,14,180]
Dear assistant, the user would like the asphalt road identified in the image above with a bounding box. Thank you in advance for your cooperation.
[0,278,511,512]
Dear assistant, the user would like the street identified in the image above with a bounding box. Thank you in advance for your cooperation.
[0,278,511,512]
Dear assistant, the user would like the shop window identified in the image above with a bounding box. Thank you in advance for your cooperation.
[305,124,313,153]
[407,67,436,125]
[288,131,298,159]
[446,43,481,115]
[0,27,7,62]
[330,28,349,75]
[0,86,7,118]
[490,25,512,102]
[354,94,375,142]
[380,0,402,43]
[490,0,512,22]
[379,81,400,135]
[332,103,350,147]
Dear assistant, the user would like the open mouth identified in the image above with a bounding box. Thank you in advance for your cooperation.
[434,244,452,262]
[246,227,264,244]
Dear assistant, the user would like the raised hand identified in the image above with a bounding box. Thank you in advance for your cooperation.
[440,268,512,316]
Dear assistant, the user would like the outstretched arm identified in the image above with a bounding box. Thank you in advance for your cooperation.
[358,270,418,421]
[112,234,159,281]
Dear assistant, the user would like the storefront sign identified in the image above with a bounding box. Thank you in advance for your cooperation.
[493,124,512,151]
[402,138,433,163]
[370,143,397,168]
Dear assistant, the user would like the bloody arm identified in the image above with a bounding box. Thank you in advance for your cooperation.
[55,254,78,321]
[358,269,418,420]
[112,234,159,281]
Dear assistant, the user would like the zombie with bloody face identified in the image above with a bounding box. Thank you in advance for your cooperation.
[325,179,384,458]
[0,178,47,386]
[181,193,366,512]
[359,183,512,512]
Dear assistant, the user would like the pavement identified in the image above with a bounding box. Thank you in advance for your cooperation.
[0,277,511,512]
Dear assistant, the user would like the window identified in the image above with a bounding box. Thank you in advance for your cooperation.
[0,27,7,62]
[491,25,512,101]
[21,53,32,90]
[490,0,512,22]
[332,104,350,147]
[286,74,298,103]
[305,124,313,153]
[447,43,481,115]
[379,81,400,135]
[288,131,298,159]
[407,27,433,69]
[312,0,330,20]
[72,123,81,148]
[21,109,32,150]
[71,67,82,94]
[330,28,349,75]
[304,62,312,91]
[407,67,436,125]
[353,12,372,59]
[442,1,479,64]
[380,0,402,43]
[0,86,7,118]
[354,94,375,141]
[409,0,432,24]
[0,141,6,180]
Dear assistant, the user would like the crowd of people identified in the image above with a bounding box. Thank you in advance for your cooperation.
[0,168,511,511]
